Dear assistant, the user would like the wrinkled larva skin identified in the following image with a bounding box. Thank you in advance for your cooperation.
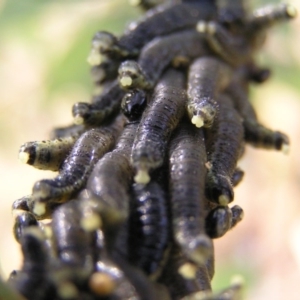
[9,0,296,299]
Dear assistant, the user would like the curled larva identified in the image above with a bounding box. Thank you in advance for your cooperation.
[8,228,55,300]
[118,29,210,90]
[29,115,125,218]
[128,181,169,277]
[132,68,187,184]
[72,80,125,126]
[205,94,244,206]
[18,136,77,172]
[86,121,138,237]
[169,120,212,266]
[187,56,233,128]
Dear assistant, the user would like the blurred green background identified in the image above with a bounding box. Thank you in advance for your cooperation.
[0,0,300,299]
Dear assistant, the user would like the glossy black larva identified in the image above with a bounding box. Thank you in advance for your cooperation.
[10,0,296,299]
[131,68,187,183]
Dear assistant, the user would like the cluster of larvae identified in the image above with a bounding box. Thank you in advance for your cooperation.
[8,0,296,299]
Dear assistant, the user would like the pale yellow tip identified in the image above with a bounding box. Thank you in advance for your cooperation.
[80,213,102,232]
[286,4,297,18]
[129,0,141,6]
[196,21,207,33]
[73,115,84,125]
[33,202,46,216]
[12,209,24,218]
[57,282,78,299]
[19,151,30,164]
[219,195,230,206]
[230,274,245,286]
[43,226,53,239]
[178,263,197,279]
[134,169,150,184]
[120,76,133,87]
[281,144,290,155]
[191,115,204,128]
[89,272,116,296]
[87,49,102,66]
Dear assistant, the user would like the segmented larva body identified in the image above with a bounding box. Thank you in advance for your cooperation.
[9,228,55,300]
[227,77,290,153]
[128,182,169,276]
[30,115,125,218]
[118,29,210,90]
[132,68,187,184]
[18,136,77,172]
[187,56,233,128]
[106,0,216,58]
[158,246,211,300]
[51,200,95,269]
[205,94,244,205]
[205,205,244,239]
[169,120,212,266]
[72,80,125,126]
[50,123,87,139]
[86,121,137,231]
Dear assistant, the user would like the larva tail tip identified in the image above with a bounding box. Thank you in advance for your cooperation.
[191,115,204,128]
[120,76,133,88]
[87,49,102,66]
[281,143,290,155]
[57,282,78,300]
[286,4,297,19]
[134,169,150,184]
[80,213,102,232]
[196,21,207,33]
[33,201,46,217]
[178,262,198,279]
[230,274,245,287]
[218,194,230,206]
[18,150,30,164]
[73,115,84,125]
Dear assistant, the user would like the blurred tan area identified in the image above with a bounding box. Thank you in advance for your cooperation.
[0,0,299,299]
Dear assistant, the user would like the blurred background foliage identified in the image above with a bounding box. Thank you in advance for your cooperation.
[0,0,300,299]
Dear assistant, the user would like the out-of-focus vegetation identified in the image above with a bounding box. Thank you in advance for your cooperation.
[0,1,299,299]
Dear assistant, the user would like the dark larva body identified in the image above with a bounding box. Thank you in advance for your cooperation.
[19,136,77,171]
[205,95,244,205]
[231,167,244,187]
[227,80,290,152]
[72,80,125,126]
[118,29,210,90]
[90,58,120,85]
[131,69,187,183]
[13,210,39,243]
[52,200,95,270]
[9,228,56,300]
[169,121,212,265]
[187,56,233,128]
[205,205,244,239]
[30,115,125,218]
[128,182,169,276]
[247,3,297,34]
[50,123,87,139]
[198,21,253,67]
[86,121,137,233]
[158,246,211,300]
[113,0,217,57]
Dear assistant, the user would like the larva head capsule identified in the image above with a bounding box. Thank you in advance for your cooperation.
[118,60,151,90]
[72,102,91,125]
[121,89,147,121]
